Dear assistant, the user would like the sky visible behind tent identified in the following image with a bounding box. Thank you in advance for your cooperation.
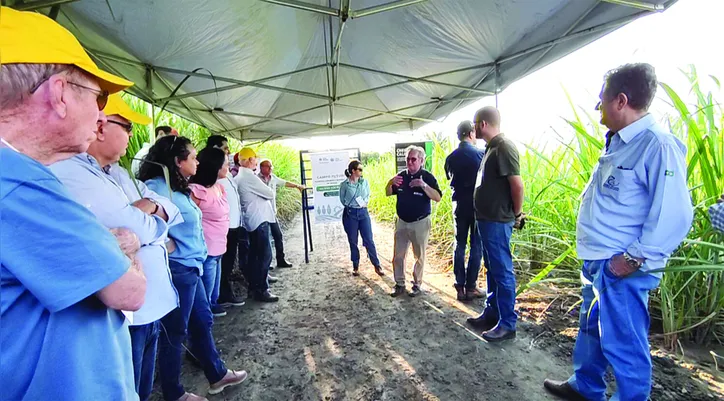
[281,0,723,153]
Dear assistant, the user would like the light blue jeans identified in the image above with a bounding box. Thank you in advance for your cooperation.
[568,259,661,401]
[201,255,222,307]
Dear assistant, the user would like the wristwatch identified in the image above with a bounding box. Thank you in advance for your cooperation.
[147,198,160,214]
[623,252,643,269]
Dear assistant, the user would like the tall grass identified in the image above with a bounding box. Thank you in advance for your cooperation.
[365,68,724,346]
[118,95,302,225]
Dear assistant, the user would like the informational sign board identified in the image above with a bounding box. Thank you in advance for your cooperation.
[309,151,350,223]
[394,141,433,173]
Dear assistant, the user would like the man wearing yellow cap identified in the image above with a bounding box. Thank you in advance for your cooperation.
[0,7,142,401]
[51,93,184,401]
[233,148,280,302]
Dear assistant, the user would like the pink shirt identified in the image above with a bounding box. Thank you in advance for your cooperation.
[189,183,229,256]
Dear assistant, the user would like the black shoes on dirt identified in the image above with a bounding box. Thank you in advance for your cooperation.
[390,285,406,297]
[277,260,293,268]
[542,379,588,401]
[408,285,421,297]
[253,290,280,303]
[482,326,516,342]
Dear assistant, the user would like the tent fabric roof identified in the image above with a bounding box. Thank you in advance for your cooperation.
[31,0,672,141]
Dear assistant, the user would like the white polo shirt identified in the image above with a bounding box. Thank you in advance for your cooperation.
[219,176,242,229]
[234,167,276,232]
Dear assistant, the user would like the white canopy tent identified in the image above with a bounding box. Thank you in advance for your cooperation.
[11,0,674,141]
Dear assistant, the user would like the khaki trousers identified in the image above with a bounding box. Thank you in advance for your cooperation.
[392,216,431,287]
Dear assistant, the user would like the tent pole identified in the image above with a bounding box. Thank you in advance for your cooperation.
[350,0,427,19]
[261,0,339,16]
[156,64,326,103]
[339,63,495,96]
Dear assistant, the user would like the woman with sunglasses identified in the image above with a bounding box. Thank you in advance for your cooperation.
[138,136,247,401]
[339,160,384,277]
[189,147,230,318]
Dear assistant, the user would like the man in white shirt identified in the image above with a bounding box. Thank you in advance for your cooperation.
[234,148,279,302]
[258,159,305,268]
[206,135,246,307]
[131,126,178,176]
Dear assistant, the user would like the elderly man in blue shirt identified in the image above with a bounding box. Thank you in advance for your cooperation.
[0,8,143,401]
[51,93,182,401]
[544,63,694,401]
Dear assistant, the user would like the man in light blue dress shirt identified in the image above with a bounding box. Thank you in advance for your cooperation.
[544,64,694,401]
[51,94,181,401]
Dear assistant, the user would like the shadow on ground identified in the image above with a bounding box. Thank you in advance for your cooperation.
[150,215,722,401]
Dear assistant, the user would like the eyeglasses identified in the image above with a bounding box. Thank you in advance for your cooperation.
[107,119,133,133]
[29,75,108,110]
[68,81,109,110]
[355,167,363,172]
[406,157,418,162]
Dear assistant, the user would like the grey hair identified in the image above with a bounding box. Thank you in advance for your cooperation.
[404,145,425,160]
[0,63,84,111]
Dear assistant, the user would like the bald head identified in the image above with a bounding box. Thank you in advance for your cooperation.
[474,106,501,142]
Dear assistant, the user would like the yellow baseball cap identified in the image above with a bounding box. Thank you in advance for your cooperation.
[238,147,257,160]
[104,93,152,125]
[0,7,133,93]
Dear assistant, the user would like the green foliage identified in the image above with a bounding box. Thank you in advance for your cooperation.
[365,67,724,345]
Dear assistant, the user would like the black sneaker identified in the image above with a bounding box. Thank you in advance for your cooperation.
[277,260,293,268]
[390,285,406,297]
[408,285,421,297]
[211,304,227,317]
[218,295,245,307]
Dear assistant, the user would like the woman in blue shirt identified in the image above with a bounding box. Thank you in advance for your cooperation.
[138,136,247,400]
[339,160,384,277]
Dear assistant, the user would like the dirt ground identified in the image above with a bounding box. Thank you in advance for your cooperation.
[152,215,723,401]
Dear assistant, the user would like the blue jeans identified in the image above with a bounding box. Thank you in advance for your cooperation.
[453,213,489,289]
[342,207,381,268]
[568,259,660,401]
[201,254,222,307]
[477,220,517,331]
[244,222,272,293]
[157,261,226,401]
[129,321,160,401]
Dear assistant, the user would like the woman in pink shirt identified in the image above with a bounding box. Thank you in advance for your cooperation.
[190,147,230,317]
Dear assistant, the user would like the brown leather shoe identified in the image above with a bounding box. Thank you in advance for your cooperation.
[209,369,248,395]
[454,285,466,301]
[543,379,588,401]
[466,287,486,299]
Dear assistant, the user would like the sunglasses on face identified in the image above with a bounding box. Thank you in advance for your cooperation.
[406,157,418,162]
[106,119,133,133]
[68,81,109,110]
[595,101,602,111]
[29,75,109,110]
[355,167,363,172]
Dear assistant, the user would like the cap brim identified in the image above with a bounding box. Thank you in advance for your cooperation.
[122,108,152,125]
[78,64,133,94]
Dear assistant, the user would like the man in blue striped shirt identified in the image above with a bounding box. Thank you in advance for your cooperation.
[544,63,693,401]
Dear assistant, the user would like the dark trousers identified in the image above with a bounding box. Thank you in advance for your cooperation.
[158,261,226,401]
[269,221,286,264]
[342,207,380,268]
[244,222,272,294]
[477,220,517,331]
[238,227,250,271]
[453,213,489,289]
[129,321,160,401]
[219,227,239,300]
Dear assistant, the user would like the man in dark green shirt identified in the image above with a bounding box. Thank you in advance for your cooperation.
[467,106,525,343]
